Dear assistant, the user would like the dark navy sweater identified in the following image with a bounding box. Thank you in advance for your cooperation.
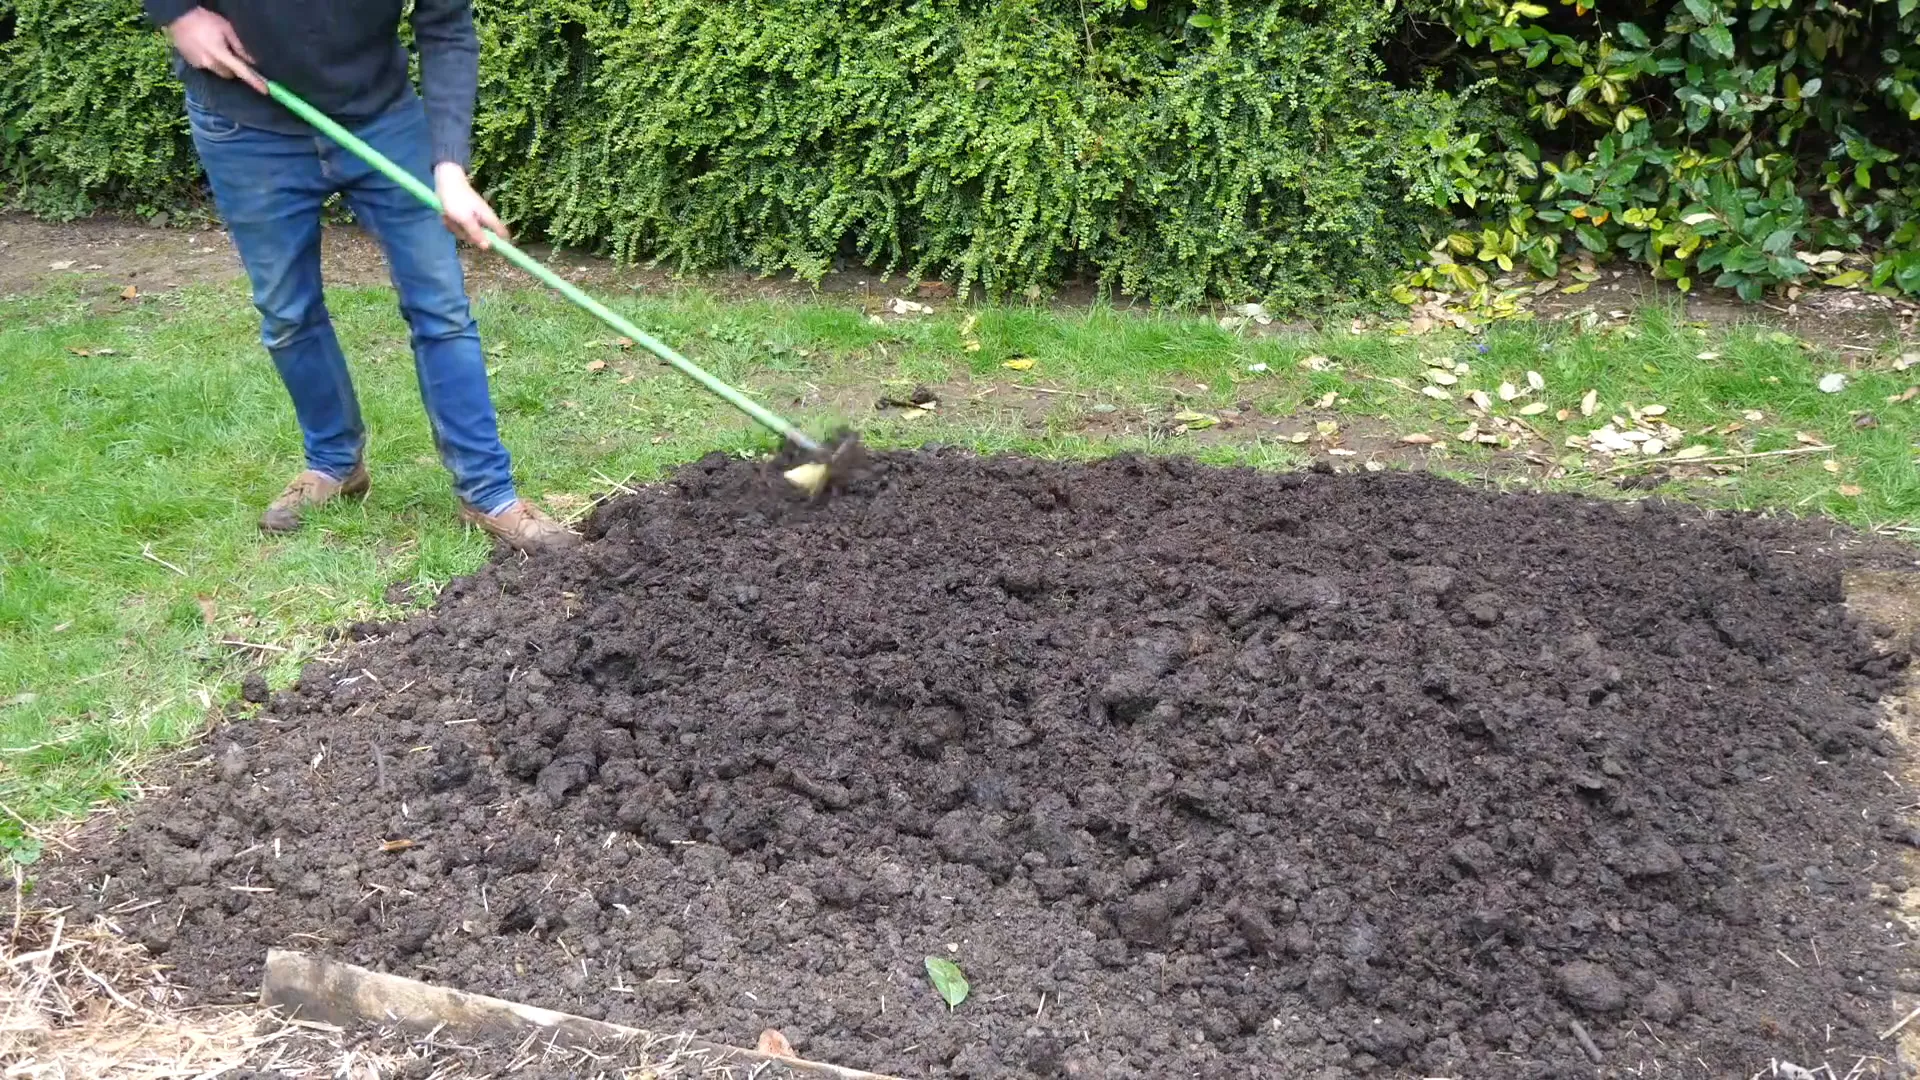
[143,0,478,169]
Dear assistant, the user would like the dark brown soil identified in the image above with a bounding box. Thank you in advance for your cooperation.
[56,453,1919,1078]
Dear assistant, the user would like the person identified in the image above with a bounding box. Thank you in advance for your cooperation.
[142,0,579,553]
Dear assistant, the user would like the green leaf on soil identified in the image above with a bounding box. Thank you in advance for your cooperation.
[4,836,43,867]
[925,956,970,1010]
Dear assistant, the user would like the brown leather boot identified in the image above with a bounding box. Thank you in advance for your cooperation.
[459,498,582,554]
[260,462,370,534]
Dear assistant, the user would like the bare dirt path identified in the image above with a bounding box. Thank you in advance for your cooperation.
[5,214,1916,350]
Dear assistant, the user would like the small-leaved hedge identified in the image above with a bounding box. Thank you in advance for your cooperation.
[2,0,1916,304]
[1,0,1462,306]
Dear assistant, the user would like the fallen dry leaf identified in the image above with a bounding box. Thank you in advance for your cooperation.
[66,346,92,357]
[1894,352,1917,372]
[1795,431,1825,446]
[1640,404,1668,417]
[1719,422,1745,434]
[613,337,635,350]
[1298,355,1334,372]
[1672,444,1712,460]
[1425,370,1458,386]
[1315,390,1339,409]
[379,839,417,853]
[757,1030,796,1058]
[1315,420,1339,437]
[1890,386,1919,404]
[196,596,218,624]
[1580,389,1599,417]
[48,260,75,270]
[1327,448,1358,457]
[1287,431,1311,444]
[1837,484,1864,497]
[585,359,608,373]
[1468,390,1493,411]
[1555,408,1571,422]
[1817,372,1848,394]
[1743,409,1765,421]
[1518,402,1549,416]
[1527,370,1546,391]
[1822,458,1840,473]
[1421,386,1452,401]
[1172,410,1218,430]
[1457,422,1480,442]
[1399,432,1437,445]
[120,285,139,300]
[1002,357,1036,371]
[1497,381,1521,402]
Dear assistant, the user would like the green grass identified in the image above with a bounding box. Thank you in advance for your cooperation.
[2,276,1916,854]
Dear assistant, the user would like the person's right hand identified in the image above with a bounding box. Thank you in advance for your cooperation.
[165,8,267,94]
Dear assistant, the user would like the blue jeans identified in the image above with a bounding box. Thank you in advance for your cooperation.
[186,93,518,514]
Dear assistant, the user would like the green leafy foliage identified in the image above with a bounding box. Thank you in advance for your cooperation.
[2,832,42,868]
[0,0,1460,306]
[7,0,1914,303]
[0,0,198,218]
[1404,0,1920,302]
[475,0,1462,305]
[924,955,970,1010]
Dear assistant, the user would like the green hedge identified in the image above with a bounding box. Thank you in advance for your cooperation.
[0,1,196,219]
[3,0,1916,304]
[1404,0,1920,303]
[0,0,1461,305]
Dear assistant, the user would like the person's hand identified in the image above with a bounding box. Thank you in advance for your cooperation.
[434,163,508,249]
[165,8,266,94]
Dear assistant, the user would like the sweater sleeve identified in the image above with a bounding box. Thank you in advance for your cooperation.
[145,0,198,26]
[411,0,480,170]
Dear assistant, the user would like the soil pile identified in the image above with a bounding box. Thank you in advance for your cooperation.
[60,452,1916,1078]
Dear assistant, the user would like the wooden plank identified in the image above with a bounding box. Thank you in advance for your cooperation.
[260,949,900,1080]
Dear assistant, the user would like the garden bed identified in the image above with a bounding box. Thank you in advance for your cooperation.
[56,452,1917,1077]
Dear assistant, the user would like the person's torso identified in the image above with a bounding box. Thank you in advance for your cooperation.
[181,0,413,129]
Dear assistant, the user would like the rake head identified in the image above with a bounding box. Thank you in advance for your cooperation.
[780,430,869,498]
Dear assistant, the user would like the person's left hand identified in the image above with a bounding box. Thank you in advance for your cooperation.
[433,163,508,248]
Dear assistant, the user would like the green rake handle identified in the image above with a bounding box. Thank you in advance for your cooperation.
[264,80,820,454]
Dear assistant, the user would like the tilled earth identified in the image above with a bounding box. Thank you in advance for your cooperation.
[55,452,1920,1078]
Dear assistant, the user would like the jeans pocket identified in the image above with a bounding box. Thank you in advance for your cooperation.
[185,99,247,143]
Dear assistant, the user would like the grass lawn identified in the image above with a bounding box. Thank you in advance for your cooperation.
[2,272,1916,859]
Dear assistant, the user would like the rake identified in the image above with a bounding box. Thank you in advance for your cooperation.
[263,81,862,497]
